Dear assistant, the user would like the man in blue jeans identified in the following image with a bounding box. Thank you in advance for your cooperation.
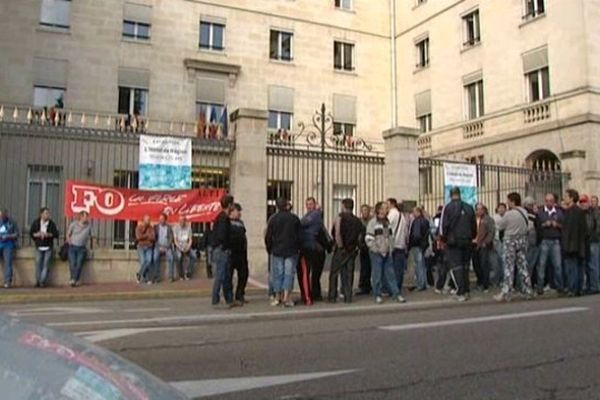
[135,214,156,284]
[67,211,92,287]
[386,198,409,295]
[0,209,19,288]
[536,193,565,295]
[580,194,599,294]
[153,213,174,282]
[211,194,235,307]
[265,197,301,307]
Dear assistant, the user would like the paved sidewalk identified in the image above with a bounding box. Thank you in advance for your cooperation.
[0,278,267,304]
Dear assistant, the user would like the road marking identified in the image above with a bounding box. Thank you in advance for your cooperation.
[77,326,192,343]
[171,370,358,398]
[8,307,106,317]
[378,307,589,331]
[46,299,453,328]
[121,307,171,313]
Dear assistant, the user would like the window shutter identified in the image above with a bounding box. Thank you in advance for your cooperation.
[522,46,548,73]
[118,67,150,89]
[123,2,152,24]
[333,94,357,123]
[268,86,294,113]
[34,57,68,88]
[196,74,226,104]
[415,90,431,117]
[462,69,483,86]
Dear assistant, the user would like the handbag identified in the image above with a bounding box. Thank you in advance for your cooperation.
[59,242,69,262]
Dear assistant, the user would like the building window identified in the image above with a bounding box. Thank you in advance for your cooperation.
[417,114,432,133]
[196,102,225,125]
[523,0,545,20]
[465,80,484,120]
[334,41,355,72]
[333,185,356,214]
[118,87,148,116]
[27,165,61,229]
[268,111,293,131]
[419,166,433,195]
[466,155,485,187]
[123,20,151,41]
[33,86,65,109]
[333,122,355,137]
[113,170,138,250]
[269,30,293,62]
[200,21,225,51]
[415,37,429,69]
[40,0,71,29]
[526,67,550,102]
[267,181,292,221]
[335,0,352,11]
[462,10,480,47]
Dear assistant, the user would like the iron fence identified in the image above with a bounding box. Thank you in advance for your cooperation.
[0,121,232,249]
[419,157,569,214]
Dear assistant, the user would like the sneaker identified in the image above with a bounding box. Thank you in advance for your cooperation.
[284,301,295,308]
[395,295,407,303]
[434,288,442,295]
[375,296,383,304]
[135,273,141,284]
[146,280,153,285]
[455,295,468,302]
[270,298,280,307]
[536,288,544,296]
[69,280,76,288]
[3,283,10,289]
[494,292,510,302]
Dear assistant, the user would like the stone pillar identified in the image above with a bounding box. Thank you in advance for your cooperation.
[230,108,269,279]
[560,150,586,193]
[383,127,420,203]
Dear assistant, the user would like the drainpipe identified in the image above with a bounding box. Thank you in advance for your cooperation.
[389,0,398,128]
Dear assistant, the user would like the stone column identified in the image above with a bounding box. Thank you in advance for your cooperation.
[383,127,420,203]
[230,108,269,279]
[560,150,586,193]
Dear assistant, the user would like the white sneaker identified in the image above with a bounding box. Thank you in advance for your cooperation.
[434,288,442,295]
[494,292,510,302]
[455,295,468,302]
[375,296,383,304]
[270,298,280,307]
[395,295,406,303]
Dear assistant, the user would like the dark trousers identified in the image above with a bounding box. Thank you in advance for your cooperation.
[298,248,325,303]
[328,248,357,303]
[230,252,249,301]
[446,245,472,296]
[358,248,372,293]
[472,246,491,290]
[435,250,448,290]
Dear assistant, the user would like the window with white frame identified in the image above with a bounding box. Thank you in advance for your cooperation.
[123,21,151,41]
[40,0,71,29]
[118,87,148,116]
[27,165,61,227]
[268,111,293,131]
[526,67,550,102]
[332,184,356,214]
[415,37,429,68]
[269,30,293,62]
[200,21,225,51]
[523,0,545,20]
[417,114,432,133]
[333,122,355,137]
[334,41,355,71]
[462,10,480,47]
[335,0,352,11]
[465,80,484,120]
[34,87,65,109]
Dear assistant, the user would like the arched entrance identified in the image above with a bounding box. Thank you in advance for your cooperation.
[525,150,563,201]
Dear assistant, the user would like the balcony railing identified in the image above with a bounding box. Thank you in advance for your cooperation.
[463,120,484,139]
[523,101,551,124]
[0,104,230,139]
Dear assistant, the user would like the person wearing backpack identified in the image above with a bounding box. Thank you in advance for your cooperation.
[494,192,534,301]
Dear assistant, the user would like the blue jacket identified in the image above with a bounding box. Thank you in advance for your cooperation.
[0,217,19,249]
[300,209,324,250]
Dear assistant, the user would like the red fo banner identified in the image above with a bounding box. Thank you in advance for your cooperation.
[65,180,225,223]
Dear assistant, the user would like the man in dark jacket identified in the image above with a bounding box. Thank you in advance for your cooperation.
[211,194,234,306]
[472,203,495,292]
[408,207,431,291]
[265,197,302,307]
[562,189,587,296]
[357,204,372,295]
[153,212,174,282]
[328,198,364,303]
[439,187,477,302]
[298,197,326,303]
[536,193,564,295]
[229,203,249,304]
[579,194,599,294]
[30,207,59,288]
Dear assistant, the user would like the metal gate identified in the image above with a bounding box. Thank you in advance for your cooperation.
[419,157,569,213]
[266,104,384,228]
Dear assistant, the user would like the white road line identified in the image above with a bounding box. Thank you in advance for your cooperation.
[77,326,193,343]
[378,307,589,331]
[46,299,452,328]
[171,370,359,398]
[8,307,106,317]
[121,307,171,313]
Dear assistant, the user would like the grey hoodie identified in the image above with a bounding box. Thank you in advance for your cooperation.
[365,217,394,256]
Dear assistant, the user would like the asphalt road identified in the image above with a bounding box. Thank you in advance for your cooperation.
[2,293,599,400]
